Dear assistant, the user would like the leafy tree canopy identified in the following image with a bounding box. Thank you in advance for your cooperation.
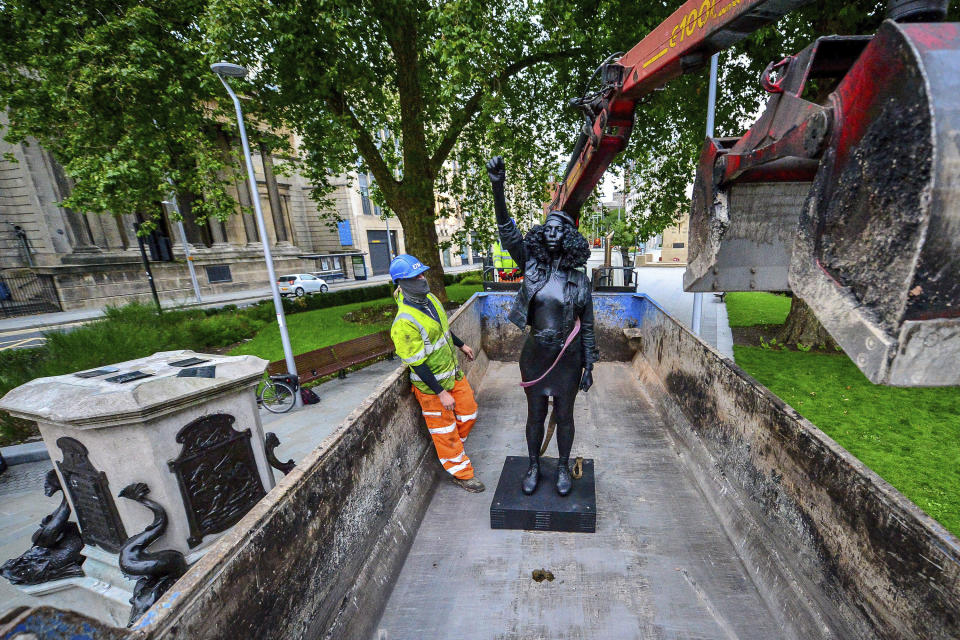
[4,0,946,298]
[0,1,284,229]
[202,0,685,296]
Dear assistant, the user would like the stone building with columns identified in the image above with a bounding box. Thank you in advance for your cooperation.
[0,129,410,314]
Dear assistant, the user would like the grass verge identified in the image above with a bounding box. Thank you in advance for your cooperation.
[727,293,960,537]
[230,283,482,362]
[725,291,791,327]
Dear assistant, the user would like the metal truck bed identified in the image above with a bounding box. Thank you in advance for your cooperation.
[376,362,784,639]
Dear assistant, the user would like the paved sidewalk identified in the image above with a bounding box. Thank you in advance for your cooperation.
[0,264,480,334]
[634,266,734,359]
[260,359,401,477]
[0,357,403,615]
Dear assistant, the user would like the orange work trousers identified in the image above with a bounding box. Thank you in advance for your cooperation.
[413,377,478,479]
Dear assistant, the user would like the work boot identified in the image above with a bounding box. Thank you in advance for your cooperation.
[452,476,485,493]
[556,458,572,496]
[522,456,540,495]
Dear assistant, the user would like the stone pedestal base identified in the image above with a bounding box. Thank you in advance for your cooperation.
[489,456,596,533]
[11,540,223,628]
[15,574,132,628]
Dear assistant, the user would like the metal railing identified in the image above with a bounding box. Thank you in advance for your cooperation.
[481,265,522,292]
[591,266,637,292]
[0,272,62,318]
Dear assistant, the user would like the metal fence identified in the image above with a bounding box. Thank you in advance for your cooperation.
[591,266,637,292]
[0,272,62,318]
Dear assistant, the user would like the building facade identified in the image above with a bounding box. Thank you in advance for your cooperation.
[0,127,361,311]
[435,209,474,269]
[0,126,417,313]
[341,172,404,277]
[660,212,689,264]
[0,122,488,316]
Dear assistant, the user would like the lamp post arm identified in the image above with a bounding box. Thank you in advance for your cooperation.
[217,74,298,380]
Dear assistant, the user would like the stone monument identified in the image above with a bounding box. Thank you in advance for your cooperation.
[0,350,276,626]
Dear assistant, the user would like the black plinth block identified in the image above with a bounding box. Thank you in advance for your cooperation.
[490,456,595,533]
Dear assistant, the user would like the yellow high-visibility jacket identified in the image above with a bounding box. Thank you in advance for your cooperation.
[391,291,459,393]
[492,242,517,270]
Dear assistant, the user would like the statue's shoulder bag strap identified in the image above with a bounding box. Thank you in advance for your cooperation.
[518,317,581,388]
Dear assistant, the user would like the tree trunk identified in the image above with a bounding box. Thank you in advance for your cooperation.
[778,296,837,350]
[393,186,448,303]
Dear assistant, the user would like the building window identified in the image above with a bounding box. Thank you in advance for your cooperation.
[358,173,373,216]
[206,265,233,283]
[672,242,685,248]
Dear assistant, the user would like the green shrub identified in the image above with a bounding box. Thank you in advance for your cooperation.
[459,273,482,285]
[246,300,277,323]
[440,270,482,285]
[282,283,396,314]
[0,347,46,397]
[0,302,267,398]
[0,412,37,447]
[181,312,264,348]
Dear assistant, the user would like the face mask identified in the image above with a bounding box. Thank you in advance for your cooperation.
[399,277,430,299]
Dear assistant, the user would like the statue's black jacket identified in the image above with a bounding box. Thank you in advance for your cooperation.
[497,218,599,367]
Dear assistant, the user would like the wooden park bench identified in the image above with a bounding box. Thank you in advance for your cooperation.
[266,330,395,384]
[331,331,395,375]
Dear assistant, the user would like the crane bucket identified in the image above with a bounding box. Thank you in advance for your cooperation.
[685,23,960,386]
[685,36,869,294]
[791,20,960,386]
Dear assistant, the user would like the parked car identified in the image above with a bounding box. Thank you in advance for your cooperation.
[277,274,329,297]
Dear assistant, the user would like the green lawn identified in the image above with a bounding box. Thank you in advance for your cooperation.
[230,283,482,362]
[727,293,960,536]
[725,291,791,326]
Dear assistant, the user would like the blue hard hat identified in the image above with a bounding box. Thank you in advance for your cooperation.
[389,254,430,281]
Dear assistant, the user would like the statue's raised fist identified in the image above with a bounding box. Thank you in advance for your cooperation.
[486,156,505,184]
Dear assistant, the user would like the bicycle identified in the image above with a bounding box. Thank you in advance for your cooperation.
[258,373,299,414]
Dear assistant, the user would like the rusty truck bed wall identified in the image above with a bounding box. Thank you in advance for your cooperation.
[628,295,960,639]
[5,293,959,639]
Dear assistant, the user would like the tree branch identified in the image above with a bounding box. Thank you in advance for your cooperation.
[324,88,399,200]
[375,2,431,183]
[429,47,583,174]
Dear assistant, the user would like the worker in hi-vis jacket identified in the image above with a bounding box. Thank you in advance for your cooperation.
[389,254,484,493]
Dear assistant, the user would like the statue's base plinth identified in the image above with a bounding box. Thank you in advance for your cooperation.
[489,456,595,533]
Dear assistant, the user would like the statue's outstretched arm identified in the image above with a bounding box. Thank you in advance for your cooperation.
[486,156,525,267]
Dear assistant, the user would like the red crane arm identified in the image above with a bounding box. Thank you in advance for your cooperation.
[547,0,813,221]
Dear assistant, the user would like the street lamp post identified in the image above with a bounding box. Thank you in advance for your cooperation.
[162,180,202,304]
[133,222,163,314]
[211,62,298,381]
[692,53,719,337]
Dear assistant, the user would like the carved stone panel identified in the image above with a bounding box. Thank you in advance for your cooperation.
[167,413,265,548]
[56,437,128,553]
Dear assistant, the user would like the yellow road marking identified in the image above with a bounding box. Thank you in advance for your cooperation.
[643,48,669,69]
[0,321,84,338]
[0,337,44,351]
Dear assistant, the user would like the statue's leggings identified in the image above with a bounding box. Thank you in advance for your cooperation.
[525,393,576,461]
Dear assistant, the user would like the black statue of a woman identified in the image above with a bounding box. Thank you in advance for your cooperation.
[486,156,598,496]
